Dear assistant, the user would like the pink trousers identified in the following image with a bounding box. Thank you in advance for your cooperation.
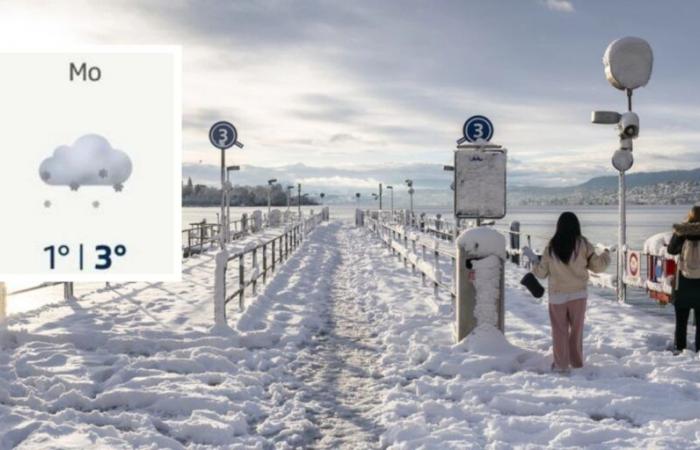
[548,298,587,370]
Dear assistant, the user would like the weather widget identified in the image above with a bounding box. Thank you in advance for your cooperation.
[0,48,181,281]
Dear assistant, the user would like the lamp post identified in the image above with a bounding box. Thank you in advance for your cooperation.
[225,165,240,241]
[405,179,414,227]
[591,36,653,304]
[267,178,278,219]
[355,192,360,207]
[319,192,325,205]
[378,183,383,210]
[386,185,394,215]
[286,185,294,213]
[297,183,302,219]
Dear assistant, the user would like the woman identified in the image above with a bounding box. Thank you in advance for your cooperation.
[666,205,700,352]
[523,212,610,372]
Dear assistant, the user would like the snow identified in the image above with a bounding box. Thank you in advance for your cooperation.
[644,231,673,257]
[472,255,502,328]
[457,226,507,259]
[604,36,653,91]
[1,220,698,448]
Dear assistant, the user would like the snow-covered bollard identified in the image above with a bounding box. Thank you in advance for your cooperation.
[269,209,282,227]
[355,209,364,227]
[252,210,263,232]
[455,227,506,343]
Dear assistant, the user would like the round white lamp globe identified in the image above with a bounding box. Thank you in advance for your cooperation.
[612,149,634,172]
[604,37,653,91]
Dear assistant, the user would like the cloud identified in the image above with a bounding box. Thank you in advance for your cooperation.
[542,0,575,13]
[39,134,132,191]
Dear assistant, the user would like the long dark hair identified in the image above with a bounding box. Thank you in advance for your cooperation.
[548,212,582,264]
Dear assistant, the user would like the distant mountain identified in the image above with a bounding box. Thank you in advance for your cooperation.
[509,168,700,206]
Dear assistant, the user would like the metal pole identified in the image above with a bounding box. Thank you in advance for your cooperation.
[226,172,231,242]
[297,184,301,219]
[267,186,272,220]
[390,189,394,214]
[379,183,383,210]
[220,149,226,248]
[618,171,627,303]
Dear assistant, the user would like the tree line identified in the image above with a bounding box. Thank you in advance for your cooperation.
[182,178,319,207]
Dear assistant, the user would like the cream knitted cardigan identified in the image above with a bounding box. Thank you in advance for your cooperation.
[532,238,610,303]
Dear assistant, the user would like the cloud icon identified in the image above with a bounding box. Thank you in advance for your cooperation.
[39,134,132,191]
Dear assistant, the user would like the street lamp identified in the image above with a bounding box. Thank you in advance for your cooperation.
[355,192,361,207]
[225,165,240,241]
[286,185,294,213]
[378,183,383,210]
[267,178,278,219]
[386,185,394,215]
[405,179,414,227]
[591,36,653,304]
[319,192,325,205]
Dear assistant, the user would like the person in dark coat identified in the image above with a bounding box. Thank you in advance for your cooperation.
[666,205,700,352]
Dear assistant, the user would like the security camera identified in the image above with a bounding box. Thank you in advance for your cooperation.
[618,112,639,139]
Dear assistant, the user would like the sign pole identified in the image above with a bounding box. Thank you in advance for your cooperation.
[220,148,226,247]
[209,120,243,248]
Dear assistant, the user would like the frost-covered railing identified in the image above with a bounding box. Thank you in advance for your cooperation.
[364,213,457,298]
[213,208,329,326]
[0,282,76,329]
[183,218,246,258]
[476,220,675,303]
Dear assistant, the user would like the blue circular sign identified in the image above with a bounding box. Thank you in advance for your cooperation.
[463,115,494,143]
[209,121,238,150]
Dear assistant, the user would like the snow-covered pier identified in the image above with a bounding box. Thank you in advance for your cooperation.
[1,217,698,448]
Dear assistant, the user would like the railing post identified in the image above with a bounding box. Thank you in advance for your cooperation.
[214,250,228,328]
[403,234,408,268]
[271,240,276,273]
[238,254,245,310]
[279,235,283,262]
[63,282,75,301]
[263,244,274,283]
[252,248,258,294]
[509,221,521,266]
[434,241,441,298]
[411,237,417,274]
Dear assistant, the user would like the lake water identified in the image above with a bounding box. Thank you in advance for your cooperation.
[185,204,689,250]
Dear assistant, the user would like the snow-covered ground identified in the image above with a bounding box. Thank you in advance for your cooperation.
[1,220,698,449]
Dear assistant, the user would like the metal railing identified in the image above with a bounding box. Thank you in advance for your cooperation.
[213,208,329,326]
[365,213,456,298]
[182,209,314,258]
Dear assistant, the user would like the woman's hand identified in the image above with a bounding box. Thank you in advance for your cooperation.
[522,246,539,263]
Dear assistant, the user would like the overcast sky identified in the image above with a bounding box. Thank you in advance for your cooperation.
[3,0,700,189]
